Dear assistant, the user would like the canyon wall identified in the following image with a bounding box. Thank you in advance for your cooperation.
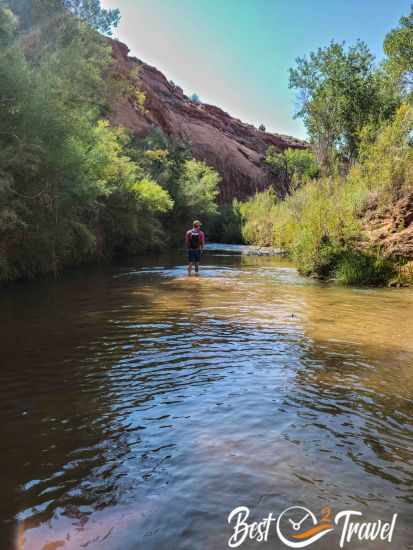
[109,39,307,201]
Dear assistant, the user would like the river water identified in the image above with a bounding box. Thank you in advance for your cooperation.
[1,246,413,550]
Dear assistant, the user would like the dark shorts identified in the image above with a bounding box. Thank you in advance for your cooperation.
[188,249,202,263]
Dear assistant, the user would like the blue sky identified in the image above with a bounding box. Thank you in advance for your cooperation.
[101,0,412,139]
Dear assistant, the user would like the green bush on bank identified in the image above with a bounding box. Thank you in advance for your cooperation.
[334,250,396,286]
[207,199,244,243]
[128,129,221,246]
[240,103,413,285]
[0,1,221,281]
[240,189,279,246]
[265,147,320,191]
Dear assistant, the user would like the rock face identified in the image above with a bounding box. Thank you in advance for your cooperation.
[364,190,413,260]
[108,39,307,201]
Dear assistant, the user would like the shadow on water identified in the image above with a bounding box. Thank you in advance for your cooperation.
[1,249,413,549]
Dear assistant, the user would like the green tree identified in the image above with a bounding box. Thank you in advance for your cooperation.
[384,4,413,97]
[265,147,319,192]
[129,129,192,209]
[0,2,16,45]
[0,1,174,280]
[289,40,398,167]
[208,199,243,243]
[64,0,120,34]
[129,129,220,240]
[240,189,278,246]
[352,102,413,201]
[7,0,120,34]
[177,159,220,221]
[89,122,173,256]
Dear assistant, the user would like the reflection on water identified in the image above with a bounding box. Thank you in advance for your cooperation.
[1,248,413,549]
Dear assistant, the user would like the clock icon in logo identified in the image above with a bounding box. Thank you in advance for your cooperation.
[276,506,334,548]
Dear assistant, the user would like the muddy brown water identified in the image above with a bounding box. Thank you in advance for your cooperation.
[1,246,413,550]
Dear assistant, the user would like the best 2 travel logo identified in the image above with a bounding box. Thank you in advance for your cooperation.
[227,505,398,548]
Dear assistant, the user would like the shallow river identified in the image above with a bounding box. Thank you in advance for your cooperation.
[1,246,413,550]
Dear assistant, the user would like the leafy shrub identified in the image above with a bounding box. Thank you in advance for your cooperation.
[240,189,278,246]
[351,102,413,203]
[177,159,220,220]
[241,104,413,285]
[334,250,396,286]
[265,147,320,191]
[0,3,178,280]
[208,199,244,243]
[384,5,413,96]
[127,129,221,245]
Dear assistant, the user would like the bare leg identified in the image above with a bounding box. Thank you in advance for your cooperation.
[195,262,199,273]
[188,262,193,275]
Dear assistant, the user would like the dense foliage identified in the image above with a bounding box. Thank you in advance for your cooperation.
[0,0,220,281]
[242,102,413,285]
[241,5,413,286]
[384,6,413,97]
[208,199,243,243]
[128,129,220,241]
[265,147,320,192]
[289,40,399,169]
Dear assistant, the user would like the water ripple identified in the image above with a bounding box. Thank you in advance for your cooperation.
[1,254,413,549]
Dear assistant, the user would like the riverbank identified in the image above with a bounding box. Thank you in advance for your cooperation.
[205,243,413,287]
[239,184,413,288]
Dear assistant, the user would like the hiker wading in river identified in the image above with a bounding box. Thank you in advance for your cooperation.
[185,220,205,275]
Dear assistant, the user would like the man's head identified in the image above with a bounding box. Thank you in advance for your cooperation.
[193,220,201,229]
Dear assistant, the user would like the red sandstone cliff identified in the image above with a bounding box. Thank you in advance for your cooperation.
[108,39,307,201]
